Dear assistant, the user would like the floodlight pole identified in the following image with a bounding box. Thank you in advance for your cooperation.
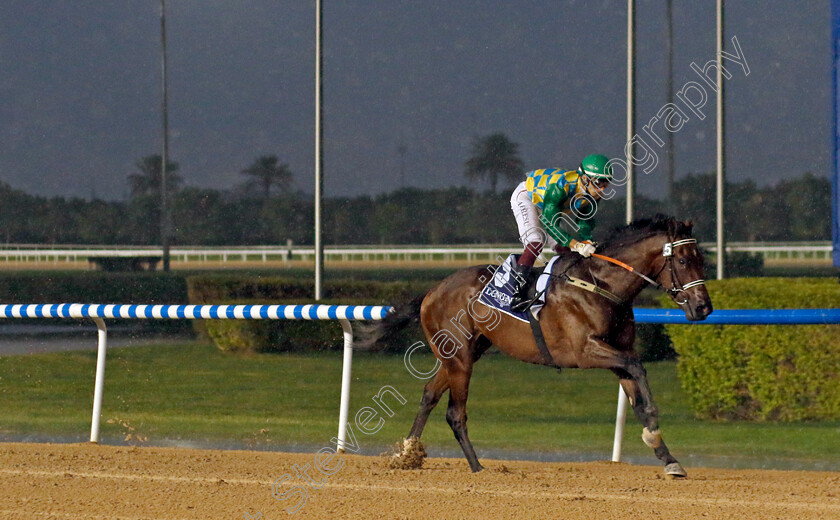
[716,0,725,279]
[625,0,635,225]
[615,0,636,463]
[665,0,675,214]
[833,0,840,269]
[315,0,325,300]
[160,0,171,271]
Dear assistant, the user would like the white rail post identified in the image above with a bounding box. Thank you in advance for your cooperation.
[611,385,628,462]
[90,317,108,443]
[336,318,354,452]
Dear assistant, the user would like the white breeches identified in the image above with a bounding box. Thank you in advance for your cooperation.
[510,181,557,249]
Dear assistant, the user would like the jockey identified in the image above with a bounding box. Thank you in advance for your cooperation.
[509,154,613,307]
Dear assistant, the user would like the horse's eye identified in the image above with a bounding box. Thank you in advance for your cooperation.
[678,258,687,265]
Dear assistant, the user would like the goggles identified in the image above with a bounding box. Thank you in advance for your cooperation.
[579,169,610,189]
[578,163,610,189]
[589,176,610,188]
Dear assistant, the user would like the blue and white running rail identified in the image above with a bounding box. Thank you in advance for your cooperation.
[4,304,838,324]
[0,303,391,321]
[0,303,389,450]
[4,303,840,461]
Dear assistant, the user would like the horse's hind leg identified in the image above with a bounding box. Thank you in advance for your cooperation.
[445,362,483,472]
[389,365,449,469]
[407,365,450,439]
[613,365,686,478]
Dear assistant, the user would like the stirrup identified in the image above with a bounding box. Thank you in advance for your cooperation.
[509,267,533,311]
[510,294,536,312]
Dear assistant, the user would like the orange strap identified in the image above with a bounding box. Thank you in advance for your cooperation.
[591,253,636,273]
[592,251,663,289]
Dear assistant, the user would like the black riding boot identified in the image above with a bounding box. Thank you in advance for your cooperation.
[509,263,532,311]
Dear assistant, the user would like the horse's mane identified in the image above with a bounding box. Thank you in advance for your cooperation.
[599,214,693,252]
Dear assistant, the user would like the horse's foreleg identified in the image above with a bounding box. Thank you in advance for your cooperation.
[445,362,483,472]
[584,338,686,478]
[407,365,450,439]
[614,369,685,477]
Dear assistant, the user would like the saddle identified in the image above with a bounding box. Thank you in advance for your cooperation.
[480,255,553,321]
[478,254,569,370]
[512,251,579,311]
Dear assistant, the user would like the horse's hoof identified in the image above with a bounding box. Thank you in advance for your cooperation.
[386,437,426,470]
[470,464,485,473]
[664,462,687,479]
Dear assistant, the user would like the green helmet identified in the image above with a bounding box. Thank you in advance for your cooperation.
[578,154,613,180]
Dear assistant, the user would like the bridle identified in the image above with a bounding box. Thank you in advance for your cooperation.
[659,238,706,305]
[591,237,705,306]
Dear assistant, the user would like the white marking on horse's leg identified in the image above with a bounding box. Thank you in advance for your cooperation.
[642,427,662,449]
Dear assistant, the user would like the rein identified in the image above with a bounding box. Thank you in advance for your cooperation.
[591,238,705,305]
[523,237,705,308]
[591,253,660,287]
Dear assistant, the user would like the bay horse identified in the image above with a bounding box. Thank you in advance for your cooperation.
[368,215,712,477]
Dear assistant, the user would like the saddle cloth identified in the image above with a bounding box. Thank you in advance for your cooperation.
[477,254,560,322]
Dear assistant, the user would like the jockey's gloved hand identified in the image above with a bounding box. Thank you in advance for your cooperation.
[570,239,596,258]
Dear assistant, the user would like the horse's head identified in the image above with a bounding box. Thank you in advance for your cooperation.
[599,215,713,320]
[653,219,713,321]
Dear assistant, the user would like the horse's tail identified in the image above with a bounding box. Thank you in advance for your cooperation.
[355,290,428,351]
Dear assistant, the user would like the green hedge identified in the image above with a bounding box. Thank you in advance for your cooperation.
[664,278,840,421]
[633,289,677,362]
[198,298,353,353]
[0,271,189,303]
[186,275,433,353]
[0,271,191,333]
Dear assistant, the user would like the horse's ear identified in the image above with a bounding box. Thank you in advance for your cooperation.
[667,216,680,236]
[683,219,694,235]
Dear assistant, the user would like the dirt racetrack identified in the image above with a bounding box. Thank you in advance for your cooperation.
[1,443,838,519]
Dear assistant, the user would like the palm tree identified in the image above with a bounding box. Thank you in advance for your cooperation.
[240,155,293,199]
[127,155,181,199]
[464,133,525,193]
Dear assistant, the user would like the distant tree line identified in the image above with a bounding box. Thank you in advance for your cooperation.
[0,171,829,246]
[0,137,831,245]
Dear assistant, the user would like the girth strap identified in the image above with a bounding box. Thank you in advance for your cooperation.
[528,311,560,370]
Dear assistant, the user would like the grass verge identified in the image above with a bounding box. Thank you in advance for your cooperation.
[1,341,837,470]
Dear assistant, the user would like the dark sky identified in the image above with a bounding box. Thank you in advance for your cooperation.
[0,1,830,200]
